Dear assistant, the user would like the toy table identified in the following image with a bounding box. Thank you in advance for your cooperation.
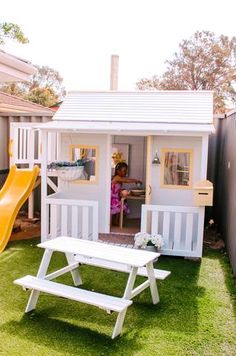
[14,237,170,338]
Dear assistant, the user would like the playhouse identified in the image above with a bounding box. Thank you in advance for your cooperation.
[9,90,214,257]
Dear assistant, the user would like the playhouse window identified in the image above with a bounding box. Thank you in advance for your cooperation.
[161,149,193,188]
[70,145,98,182]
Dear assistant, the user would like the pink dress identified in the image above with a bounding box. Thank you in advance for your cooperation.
[110,182,130,215]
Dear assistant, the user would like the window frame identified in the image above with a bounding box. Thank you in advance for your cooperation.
[69,144,99,184]
[160,148,193,189]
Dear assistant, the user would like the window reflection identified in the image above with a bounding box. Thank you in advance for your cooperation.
[71,146,97,181]
[162,150,192,187]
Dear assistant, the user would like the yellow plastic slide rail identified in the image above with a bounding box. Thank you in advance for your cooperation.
[0,165,40,253]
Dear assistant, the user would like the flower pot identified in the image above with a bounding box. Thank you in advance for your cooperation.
[56,166,84,181]
[145,245,157,252]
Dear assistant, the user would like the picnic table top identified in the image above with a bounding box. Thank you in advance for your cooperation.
[38,237,160,267]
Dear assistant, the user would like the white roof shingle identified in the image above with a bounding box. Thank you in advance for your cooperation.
[53,90,213,124]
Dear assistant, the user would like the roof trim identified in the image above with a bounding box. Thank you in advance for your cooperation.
[67,90,214,94]
[226,108,236,117]
[34,120,214,135]
[0,50,36,75]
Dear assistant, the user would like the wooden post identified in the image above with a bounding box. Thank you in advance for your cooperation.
[110,55,119,91]
[41,131,49,241]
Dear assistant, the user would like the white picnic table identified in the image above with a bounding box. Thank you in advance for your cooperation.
[14,236,170,338]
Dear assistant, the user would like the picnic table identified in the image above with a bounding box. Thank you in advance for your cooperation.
[14,237,170,338]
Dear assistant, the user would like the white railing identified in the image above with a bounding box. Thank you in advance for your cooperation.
[46,196,99,241]
[141,205,205,257]
[9,122,59,167]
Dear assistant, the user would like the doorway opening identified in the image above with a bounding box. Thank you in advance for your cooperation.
[110,135,147,234]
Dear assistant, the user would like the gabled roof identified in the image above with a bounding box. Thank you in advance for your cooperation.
[0,49,37,83]
[53,90,213,124]
[0,91,54,115]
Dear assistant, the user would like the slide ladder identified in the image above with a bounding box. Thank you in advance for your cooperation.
[0,165,40,253]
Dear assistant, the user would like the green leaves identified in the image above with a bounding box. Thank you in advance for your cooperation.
[0,22,29,45]
[136,31,236,113]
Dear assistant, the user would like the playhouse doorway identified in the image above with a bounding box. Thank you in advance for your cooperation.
[110,135,147,234]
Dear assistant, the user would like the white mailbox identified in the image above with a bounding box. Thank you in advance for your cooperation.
[193,180,213,206]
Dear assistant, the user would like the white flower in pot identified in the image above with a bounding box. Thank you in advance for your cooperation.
[134,232,164,251]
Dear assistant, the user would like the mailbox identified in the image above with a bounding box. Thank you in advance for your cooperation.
[193,180,213,206]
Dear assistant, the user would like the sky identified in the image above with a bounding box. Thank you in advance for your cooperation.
[1,0,236,92]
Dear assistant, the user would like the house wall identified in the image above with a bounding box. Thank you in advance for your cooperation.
[60,133,111,233]
[0,116,8,170]
[209,113,236,276]
[151,135,202,206]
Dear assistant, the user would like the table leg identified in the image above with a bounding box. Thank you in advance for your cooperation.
[123,266,138,299]
[25,249,53,312]
[119,198,124,229]
[65,252,82,286]
[112,266,138,338]
[146,261,160,304]
[112,309,128,339]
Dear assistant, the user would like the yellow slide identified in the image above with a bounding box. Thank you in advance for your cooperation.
[0,165,40,253]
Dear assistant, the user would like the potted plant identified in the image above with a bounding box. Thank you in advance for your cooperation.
[134,232,164,252]
[47,159,87,181]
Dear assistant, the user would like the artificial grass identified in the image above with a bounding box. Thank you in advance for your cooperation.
[0,239,235,356]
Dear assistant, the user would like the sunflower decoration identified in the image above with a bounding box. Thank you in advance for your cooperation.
[112,151,126,167]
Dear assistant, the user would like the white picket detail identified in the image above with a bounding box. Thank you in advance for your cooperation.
[151,211,158,235]
[71,206,79,238]
[141,205,205,257]
[9,122,58,167]
[173,212,182,250]
[185,213,194,251]
[50,205,58,239]
[82,207,89,240]
[162,211,170,249]
[61,205,68,235]
[46,197,99,242]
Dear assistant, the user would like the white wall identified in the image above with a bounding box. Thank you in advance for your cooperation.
[60,133,110,232]
[151,135,202,206]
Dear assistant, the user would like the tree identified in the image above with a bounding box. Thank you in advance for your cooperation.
[0,65,66,107]
[23,65,66,99]
[136,31,236,112]
[0,22,29,44]
[25,87,59,107]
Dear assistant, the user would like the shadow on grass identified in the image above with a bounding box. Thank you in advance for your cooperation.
[1,311,140,356]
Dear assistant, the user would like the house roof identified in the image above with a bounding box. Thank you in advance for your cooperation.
[35,120,214,135]
[0,91,54,115]
[0,49,37,83]
[53,90,213,125]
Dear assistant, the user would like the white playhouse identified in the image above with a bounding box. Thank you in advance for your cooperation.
[10,90,214,258]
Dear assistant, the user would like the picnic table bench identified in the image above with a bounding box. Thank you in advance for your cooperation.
[14,236,171,338]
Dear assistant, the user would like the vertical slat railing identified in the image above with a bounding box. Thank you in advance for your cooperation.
[50,205,58,238]
[141,205,204,257]
[185,213,194,251]
[61,205,68,235]
[151,211,158,235]
[19,128,23,160]
[92,202,99,241]
[10,123,42,166]
[71,206,79,238]
[173,212,182,250]
[163,211,170,249]
[46,198,99,241]
[82,207,89,240]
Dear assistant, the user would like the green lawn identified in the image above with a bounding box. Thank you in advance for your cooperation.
[0,239,235,356]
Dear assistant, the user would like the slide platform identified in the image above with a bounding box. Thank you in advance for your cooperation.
[0,165,39,253]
